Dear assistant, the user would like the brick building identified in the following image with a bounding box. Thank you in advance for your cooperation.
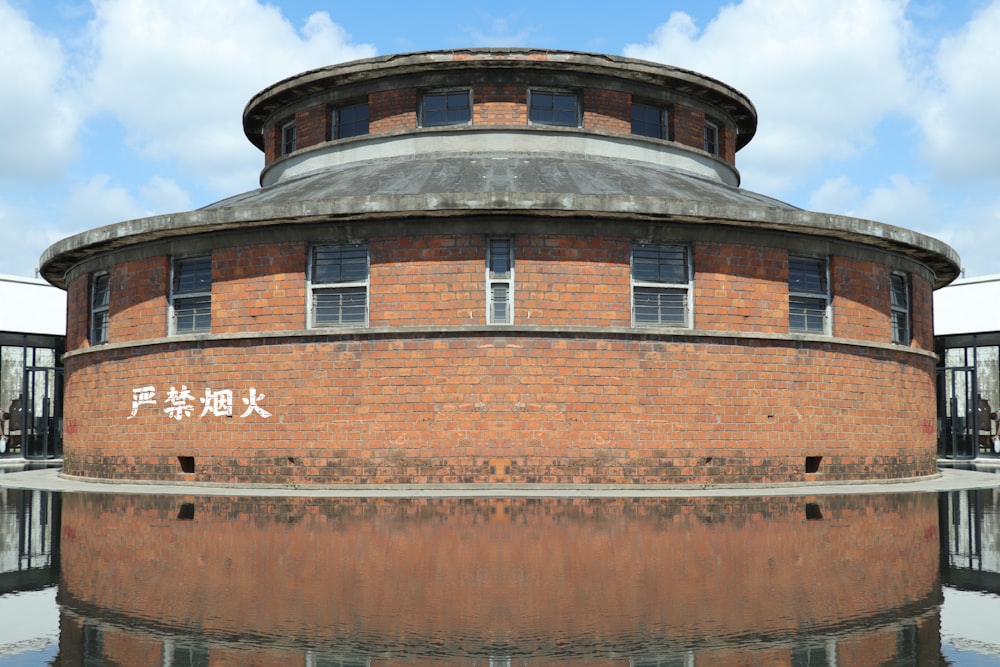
[39,49,960,486]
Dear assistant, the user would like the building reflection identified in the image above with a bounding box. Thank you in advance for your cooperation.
[0,485,60,594]
[46,492,945,666]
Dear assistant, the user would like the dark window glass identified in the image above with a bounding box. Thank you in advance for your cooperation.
[313,245,368,284]
[311,244,369,327]
[631,103,665,139]
[336,103,369,139]
[487,238,513,324]
[632,244,690,328]
[422,91,471,126]
[632,245,688,284]
[90,272,110,345]
[704,121,719,155]
[788,256,828,334]
[529,91,579,126]
[788,257,827,294]
[891,273,910,344]
[173,256,212,333]
[281,122,296,155]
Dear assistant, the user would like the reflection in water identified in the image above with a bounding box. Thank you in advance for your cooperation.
[43,493,944,666]
[939,486,1000,659]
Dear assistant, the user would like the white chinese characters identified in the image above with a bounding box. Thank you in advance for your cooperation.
[127,385,272,420]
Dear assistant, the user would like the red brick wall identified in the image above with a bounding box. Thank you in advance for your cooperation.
[110,256,168,344]
[473,84,524,124]
[368,235,483,327]
[60,233,938,485]
[583,88,630,134]
[212,242,307,334]
[694,242,787,333]
[265,84,736,168]
[369,89,417,133]
[673,104,706,152]
[57,493,941,665]
[294,104,329,147]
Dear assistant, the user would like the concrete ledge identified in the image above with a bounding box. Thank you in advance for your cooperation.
[1,466,997,498]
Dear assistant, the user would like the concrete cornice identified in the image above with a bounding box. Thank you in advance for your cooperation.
[39,197,959,290]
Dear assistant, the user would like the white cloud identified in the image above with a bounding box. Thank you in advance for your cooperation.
[61,173,193,235]
[918,1,1000,185]
[0,1,80,183]
[623,0,914,195]
[83,0,377,196]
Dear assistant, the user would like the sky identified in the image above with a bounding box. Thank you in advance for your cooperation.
[1,0,999,282]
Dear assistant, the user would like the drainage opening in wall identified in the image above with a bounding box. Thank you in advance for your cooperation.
[805,456,822,474]
[177,503,195,521]
[178,456,195,474]
[805,503,823,521]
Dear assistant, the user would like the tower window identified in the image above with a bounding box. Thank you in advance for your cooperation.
[528,90,580,127]
[487,238,514,324]
[421,90,471,126]
[334,102,369,139]
[171,256,212,334]
[310,244,369,327]
[632,244,692,327]
[631,103,667,140]
[704,120,719,156]
[788,256,829,334]
[281,121,296,155]
[90,272,110,345]
[890,272,911,344]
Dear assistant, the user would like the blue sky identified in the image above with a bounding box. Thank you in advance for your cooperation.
[1,0,999,280]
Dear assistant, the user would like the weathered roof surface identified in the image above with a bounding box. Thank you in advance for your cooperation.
[39,152,960,289]
[205,153,795,210]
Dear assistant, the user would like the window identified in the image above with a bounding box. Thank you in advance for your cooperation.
[487,238,513,324]
[788,256,829,334]
[704,120,719,155]
[528,90,579,126]
[310,244,368,327]
[891,272,911,344]
[631,103,667,139]
[90,272,110,345]
[631,244,691,327]
[172,256,212,334]
[420,90,471,126]
[334,102,369,139]
[281,121,296,155]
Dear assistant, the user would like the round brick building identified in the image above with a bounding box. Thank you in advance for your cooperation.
[40,49,960,486]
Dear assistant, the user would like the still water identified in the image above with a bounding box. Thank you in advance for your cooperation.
[2,480,1000,666]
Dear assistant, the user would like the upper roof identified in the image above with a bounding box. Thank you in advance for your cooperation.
[242,48,759,152]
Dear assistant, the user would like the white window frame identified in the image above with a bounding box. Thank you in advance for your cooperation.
[281,120,296,155]
[170,255,212,335]
[890,271,911,344]
[90,271,110,345]
[631,243,693,328]
[704,120,719,156]
[486,237,514,325]
[788,255,830,335]
[308,243,369,328]
[419,89,472,127]
[528,89,581,127]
